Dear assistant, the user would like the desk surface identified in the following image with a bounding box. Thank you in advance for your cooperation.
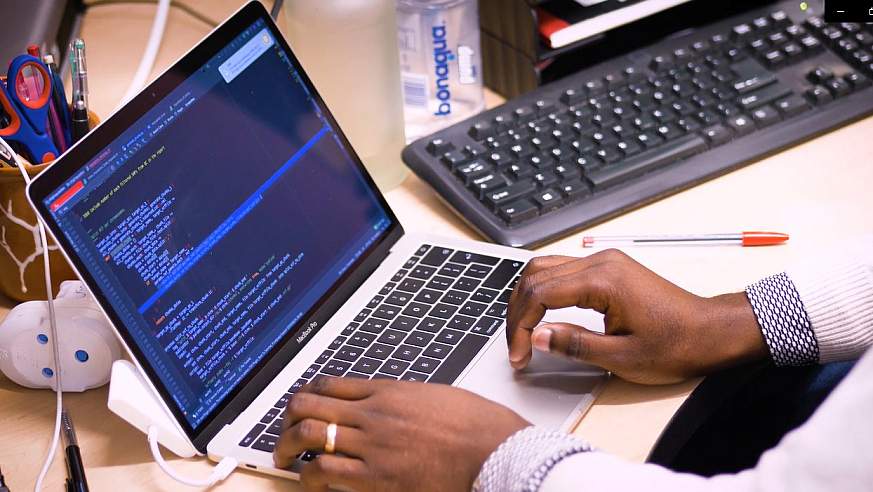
[2,1,872,489]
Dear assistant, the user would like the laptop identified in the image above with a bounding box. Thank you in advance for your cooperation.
[27,2,606,479]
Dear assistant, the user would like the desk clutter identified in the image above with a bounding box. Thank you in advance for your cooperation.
[0,39,98,301]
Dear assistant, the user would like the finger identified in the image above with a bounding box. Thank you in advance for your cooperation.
[285,391,361,430]
[532,322,632,370]
[274,419,366,467]
[507,265,613,368]
[519,255,576,276]
[300,454,369,492]
[303,374,375,400]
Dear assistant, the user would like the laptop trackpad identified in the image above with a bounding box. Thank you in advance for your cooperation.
[457,308,607,430]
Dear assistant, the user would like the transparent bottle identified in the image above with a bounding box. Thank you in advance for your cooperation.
[397,0,486,142]
[282,0,408,191]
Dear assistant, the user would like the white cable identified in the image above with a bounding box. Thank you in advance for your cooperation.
[147,426,238,487]
[0,137,64,492]
[120,0,171,105]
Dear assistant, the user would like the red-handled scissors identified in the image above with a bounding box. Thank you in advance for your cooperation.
[0,54,59,163]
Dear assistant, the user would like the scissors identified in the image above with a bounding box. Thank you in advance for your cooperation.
[0,54,59,163]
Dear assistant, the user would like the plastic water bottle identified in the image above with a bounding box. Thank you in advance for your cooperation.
[282,0,408,191]
[396,0,486,142]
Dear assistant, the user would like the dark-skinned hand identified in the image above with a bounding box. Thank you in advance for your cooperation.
[506,249,768,384]
[274,376,530,492]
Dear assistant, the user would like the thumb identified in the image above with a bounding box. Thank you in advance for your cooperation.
[532,322,630,369]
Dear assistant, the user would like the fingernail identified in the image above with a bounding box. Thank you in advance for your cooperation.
[532,327,552,352]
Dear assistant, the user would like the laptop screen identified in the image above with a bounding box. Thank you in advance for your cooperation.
[40,17,394,430]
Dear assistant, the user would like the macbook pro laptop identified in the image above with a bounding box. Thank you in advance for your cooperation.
[27,2,606,479]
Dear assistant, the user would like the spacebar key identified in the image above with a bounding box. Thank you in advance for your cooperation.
[428,334,489,385]
[587,134,708,189]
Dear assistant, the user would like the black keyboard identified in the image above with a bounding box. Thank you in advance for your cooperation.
[239,244,524,454]
[402,3,873,247]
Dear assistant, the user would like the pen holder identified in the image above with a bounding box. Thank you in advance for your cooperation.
[0,111,99,302]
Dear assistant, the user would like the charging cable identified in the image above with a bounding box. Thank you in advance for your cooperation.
[147,426,238,487]
[120,0,171,105]
[0,137,64,492]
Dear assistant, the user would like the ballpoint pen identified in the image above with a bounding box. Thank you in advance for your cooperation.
[43,54,73,148]
[61,410,90,492]
[582,231,790,248]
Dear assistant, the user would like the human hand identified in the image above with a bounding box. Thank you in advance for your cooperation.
[506,249,767,384]
[274,377,530,492]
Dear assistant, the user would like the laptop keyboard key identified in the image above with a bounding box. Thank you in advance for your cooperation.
[447,315,477,331]
[397,278,425,293]
[498,289,513,303]
[316,350,333,364]
[380,359,411,376]
[341,323,357,336]
[471,317,503,336]
[402,302,431,318]
[354,309,371,322]
[403,256,419,269]
[266,421,284,436]
[482,260,525,289]
[429,303,459,319]
[367,296,383,309]
[471,288,499,304]
[390,315,419,331]
[423,343,453,359]
[302,364,319,379]
[377,329,406,346]
[365,343,394,360]
[384,292,413,306]
[401,371,428,382]
[410,357,441,374]
[449,251,500,266]
[465,264,493,279]
[345,372,369,379]
[289,378,308,393]
[438,263,465,277]
[335,346,364,362]
[274,393,293,408]
[453,277,480,292]
[260,409,279,424]
[429,334,489,385]
[252,435,278,453]
[241,424,266,447]
[487,303,509,318]
[360,318,389,334]
[372,373,398,380]
[426,276,454,290]
[408,265,437,279]
[347,333,375,348]
[460,301,488,317]
[322,360,351,377]
[393,344,422,361]
[414,289,442,304]
[329,337,346,351]
[372,305,401,320]
[441,290,469,305]
[405,330,435,347]
[379,282,395,295]
[420,247,454,267]
[416,317,447,333]
[435,329,465,345]
[352,357,382,375]
[391,270,407,282]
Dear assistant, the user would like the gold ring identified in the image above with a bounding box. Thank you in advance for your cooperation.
[324,422,337,454]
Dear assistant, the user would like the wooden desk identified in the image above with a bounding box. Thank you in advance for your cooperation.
[2,1,872,489]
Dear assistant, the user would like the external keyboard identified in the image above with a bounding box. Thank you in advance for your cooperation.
[402,3,873,247]
[239,244,524,454]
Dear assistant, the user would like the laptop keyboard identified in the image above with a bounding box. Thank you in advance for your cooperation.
[238,244,524,454]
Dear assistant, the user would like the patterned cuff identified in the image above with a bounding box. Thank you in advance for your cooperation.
[472,426,592,492]
[746,272,819,366]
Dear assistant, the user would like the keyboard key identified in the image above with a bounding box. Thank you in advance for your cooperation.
[435,329,465,345]
[400,371,428,382]
[482,260,524,290]
[335,346,364,362]
[379,283,395,296]
[465,264,493,279]
[427,276,454,290]
[447,315,477,331]
[347,332,376,348]
[266,420,283,436]
[252,435,278,453]
[372,373,398,380]
[498,289,513,303]
[453,277,481,292]
[460,301,488,317]
[845,72,871,89]
[483,180,537,209]
[737,83,792,110]
[426,138,454,155]
[405,330,436,347]
[352,357,382,375]
[499,200,538,224]
[775,95,810,117]
[448,251,500,266]
[824,78,852,98]
[241,424,266,447]
[329,336,346,351]
[322,360,351,376]
[807,66,834,84]
[730,59,777,93]
[274,392,293,408]
[429,303,459,319]
[416,316,447,332]
[384,291,412,306]
[391,269,407,282]
[423,343,453,359]
[380,359,411,376]
[533,188,563,211]
[805,85,833,105]
[316,349,333,365]
[701,124,733,145]
[402,302,431,318]
[354,309,371,322]
[365,343,394,360]
[414,289,442,304]
[727,114,756,136]
[290,377,309,392]
[438,263,466,278]
[390,315,419,331]
[408,265,437,279]
[471,288,499,304]
[429,334,489,385]
[360,318,389,334]
[487,303,509,318]
[471,317,504,336]
[469,121,495,140]
[403,256,420,270]
[345,372,369,379]
[372,305,401,320]
[393,344,422,361]
[410,357,441,374]
[751,105,781,127]
[341,322,357,336]
[377,329,406,346]
[397,278,425,293]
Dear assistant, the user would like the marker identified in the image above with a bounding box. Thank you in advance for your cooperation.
[61,410,90,492]
[582,231,790,248]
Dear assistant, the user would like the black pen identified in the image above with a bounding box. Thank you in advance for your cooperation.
[61,410,90,492]
[71,99,90,143]
[0,465,10,492]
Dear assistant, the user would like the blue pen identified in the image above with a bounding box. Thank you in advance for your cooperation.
[44,54,73,148]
